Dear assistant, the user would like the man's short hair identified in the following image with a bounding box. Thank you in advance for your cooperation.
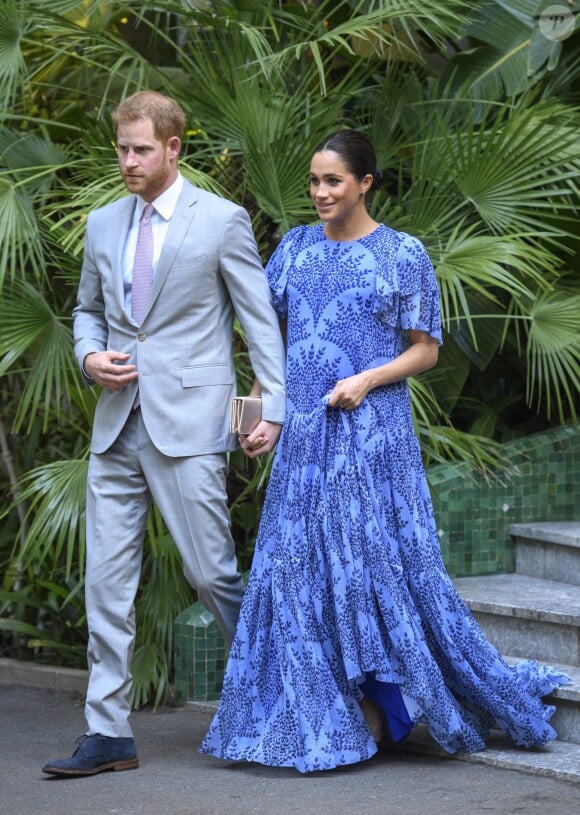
[112,90,186,142]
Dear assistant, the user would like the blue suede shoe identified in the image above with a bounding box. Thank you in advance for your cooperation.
[42,734,139,776]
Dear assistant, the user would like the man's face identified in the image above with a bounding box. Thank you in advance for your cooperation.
[116,116,180,202]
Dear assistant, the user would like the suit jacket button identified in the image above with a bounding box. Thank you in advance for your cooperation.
[137,332,147,342]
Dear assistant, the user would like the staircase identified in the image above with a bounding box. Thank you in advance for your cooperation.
[400,521,580,783]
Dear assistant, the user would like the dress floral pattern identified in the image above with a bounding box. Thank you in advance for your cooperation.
[200,223,569,772]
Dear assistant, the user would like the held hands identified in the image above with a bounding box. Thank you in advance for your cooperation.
[240,419,282,459]
[327,372,372,411]
[84,351,138,390]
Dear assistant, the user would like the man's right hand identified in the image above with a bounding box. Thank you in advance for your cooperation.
[84,351,138,390]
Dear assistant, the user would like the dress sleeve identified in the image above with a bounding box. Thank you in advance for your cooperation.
[374,232,443,344]
[265,230,296,318]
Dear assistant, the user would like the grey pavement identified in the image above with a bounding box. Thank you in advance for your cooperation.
[2,676,580,815]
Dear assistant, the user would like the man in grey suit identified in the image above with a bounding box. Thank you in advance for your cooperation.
[42,91,286,777]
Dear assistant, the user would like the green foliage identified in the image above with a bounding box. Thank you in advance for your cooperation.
[0,579,87,667]
[0,0,578,706]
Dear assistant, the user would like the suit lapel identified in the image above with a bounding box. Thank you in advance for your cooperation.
[144,182,199,318]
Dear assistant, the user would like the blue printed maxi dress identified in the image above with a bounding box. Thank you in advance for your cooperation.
[200,223,569,773]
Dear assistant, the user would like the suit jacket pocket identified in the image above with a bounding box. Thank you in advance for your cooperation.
[170,256,208,270]
[180,364,234,388]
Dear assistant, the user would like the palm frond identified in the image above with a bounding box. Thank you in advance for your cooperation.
[460,0,563,97]
[525,290,580,421]
[0,129,72,289]
[0,281,81,431]
[436,100,580,234]
[435,223,557,338]
[130,643,169,708]
[6,458,88,578]
[261,0,468,83]
[0,176,46,288]
[418,423,501,473]
[0,0,29,108]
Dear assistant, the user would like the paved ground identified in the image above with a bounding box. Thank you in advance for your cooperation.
[2,683,580,815]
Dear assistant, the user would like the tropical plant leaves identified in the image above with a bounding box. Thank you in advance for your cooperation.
[0,0,578,704]
[459,0,565,97]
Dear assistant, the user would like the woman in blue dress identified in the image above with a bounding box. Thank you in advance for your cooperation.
[200,130,568,773]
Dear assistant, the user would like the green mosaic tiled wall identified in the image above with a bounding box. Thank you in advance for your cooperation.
[174,604,226,703]
[174,424,580,701]
[429,424,580,578]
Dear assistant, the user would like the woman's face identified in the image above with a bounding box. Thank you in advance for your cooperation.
[309,149,372,228]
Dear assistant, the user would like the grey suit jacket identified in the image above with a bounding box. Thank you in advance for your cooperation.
[73,178,286,456]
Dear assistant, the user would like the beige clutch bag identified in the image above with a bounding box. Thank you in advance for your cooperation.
[230,396,262,435]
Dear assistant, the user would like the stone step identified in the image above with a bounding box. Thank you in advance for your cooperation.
[509,521,580,586]
[453,573,580,667]
[394,725,580,785]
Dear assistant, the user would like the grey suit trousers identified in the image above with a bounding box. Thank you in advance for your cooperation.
[84,408,244,737]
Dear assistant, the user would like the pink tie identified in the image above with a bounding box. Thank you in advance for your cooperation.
[131,203,154,324]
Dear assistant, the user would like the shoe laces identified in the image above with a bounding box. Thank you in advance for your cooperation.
[71,735,86,756]
[73,733,105,754]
